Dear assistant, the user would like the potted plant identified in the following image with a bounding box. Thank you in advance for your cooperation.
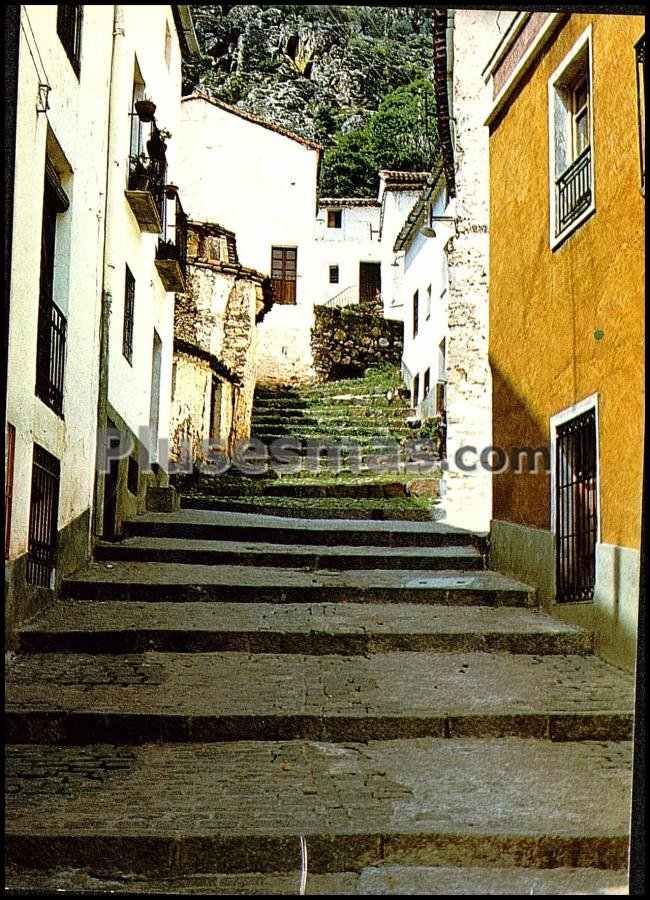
[128,153,150,191]
[135,96,156,122]
[147,127,171,161]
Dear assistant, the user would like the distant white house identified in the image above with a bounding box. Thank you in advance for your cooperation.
[175,94,322,384]
[393,169,452,422]
[315,171,427,318]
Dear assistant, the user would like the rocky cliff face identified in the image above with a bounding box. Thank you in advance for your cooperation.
[184,5,434,146]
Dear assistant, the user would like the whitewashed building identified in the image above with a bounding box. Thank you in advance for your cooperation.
[4,5,198,643]
[315,172,427,317]
[393,170,452,422]
[176,94,322,385]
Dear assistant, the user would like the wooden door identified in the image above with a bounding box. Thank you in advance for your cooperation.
[271,247,297,304]
[359,262,381,305]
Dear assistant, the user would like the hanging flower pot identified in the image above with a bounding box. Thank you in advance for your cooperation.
[135,98,156,122]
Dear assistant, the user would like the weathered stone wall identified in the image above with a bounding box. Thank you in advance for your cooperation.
[311,305,403,382]
[440,10,500,534]
[221,279,261,442]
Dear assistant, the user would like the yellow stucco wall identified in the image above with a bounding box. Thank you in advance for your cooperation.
[489,13,645,552]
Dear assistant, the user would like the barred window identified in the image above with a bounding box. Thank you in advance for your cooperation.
[123,266,135,364]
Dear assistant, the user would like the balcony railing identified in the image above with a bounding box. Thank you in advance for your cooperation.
[555,146,592,237]
[35,300,67,417]
[155,189,188,291]
[126,155,166,233]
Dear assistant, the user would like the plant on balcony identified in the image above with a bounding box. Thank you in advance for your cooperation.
[147,127,171,161]
[135,97,156,122]
[157,238,178,260]
[128,153,152,191]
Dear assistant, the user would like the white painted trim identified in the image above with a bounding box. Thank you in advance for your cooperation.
[547,25,595,251]
[485,13,564,127]
[482,12,530,81]
[549,392,601,546]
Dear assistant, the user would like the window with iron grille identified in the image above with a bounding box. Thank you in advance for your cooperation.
[123,265,135,363]
[56,5,83,77]
[35,165,68,417]
[554,407,598,603]
[636,34,645,194]
[329,265,339,284]
[549,30,593,244]
[413,290,419,337]
[327,209,342,228]
[5,423,16,559]
[27,444,61,588]
[413,373,420,407]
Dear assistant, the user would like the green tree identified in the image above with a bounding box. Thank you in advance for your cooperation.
[320,77,438,197]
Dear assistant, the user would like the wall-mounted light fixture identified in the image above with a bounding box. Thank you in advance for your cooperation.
[37,83,50,114]
[636,34,645,194]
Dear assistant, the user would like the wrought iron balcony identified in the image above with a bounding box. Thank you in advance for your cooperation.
[125,155,166,234]
[555,146,592,237]
[35,300,67,417]
[155,188,188,292]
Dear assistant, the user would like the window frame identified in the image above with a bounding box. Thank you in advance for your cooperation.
[547,26,595,250]
[412,289,419,338]
[56,5,83,78]
[327,209,342,229]
[329,264,340,285]
[122,265,135,365]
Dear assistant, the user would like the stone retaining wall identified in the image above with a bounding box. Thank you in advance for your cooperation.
[311,305,403,382]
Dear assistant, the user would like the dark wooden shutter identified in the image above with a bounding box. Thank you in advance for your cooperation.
[57,5,83,76]
[359,262,381,305]
[271,247,297,305]
[123,266,135,362]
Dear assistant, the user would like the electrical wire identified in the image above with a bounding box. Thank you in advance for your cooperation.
[20,6,52,93]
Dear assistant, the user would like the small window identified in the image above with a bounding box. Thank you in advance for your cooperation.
[127,455,139,495]
[413,373,420,407]
[327,209,342,228]
[165,20,172,69]
[123,266,135,364]
[56,6,83,77]
[426,284,432,319]
[329,265,339,284]
[413,290,419,338]
[549,30,593,244]
[423,368,430,398]
[5,423,16,559]
[438,338,446,381]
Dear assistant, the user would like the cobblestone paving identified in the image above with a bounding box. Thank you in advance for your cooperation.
[6,502,636,890]
[6,739,633,871]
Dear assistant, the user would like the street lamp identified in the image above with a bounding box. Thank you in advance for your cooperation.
[635,34,645,195]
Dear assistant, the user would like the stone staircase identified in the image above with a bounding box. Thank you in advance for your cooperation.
[5,499,634,893]
[180,367,443,522]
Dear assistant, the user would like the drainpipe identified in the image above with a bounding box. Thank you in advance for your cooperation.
[445,9,455,151]
[92,5,123,538]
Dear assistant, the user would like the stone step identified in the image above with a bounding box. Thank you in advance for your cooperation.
[250,429,415,443]
[3,864,631,895]
[195,477,439,501]
[5,738,633,872]
[180,495,438,521]
[16,601,595,655]
[60,562,534,606]
[5,650,634,743]
[252,409,413,424]
[94,538,480,572]
[125,509,481,549]
[253,396,411,411]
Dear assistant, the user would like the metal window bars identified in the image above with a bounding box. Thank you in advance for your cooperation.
[555,145,592,237]
[26,444,61,587]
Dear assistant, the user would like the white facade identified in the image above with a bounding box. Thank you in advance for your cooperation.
[398,179,451,418]
[175,95,322,384]
[103,5,185,456]
[313,202,382,307]
[6,5,113,620]
[5,5,195,639]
